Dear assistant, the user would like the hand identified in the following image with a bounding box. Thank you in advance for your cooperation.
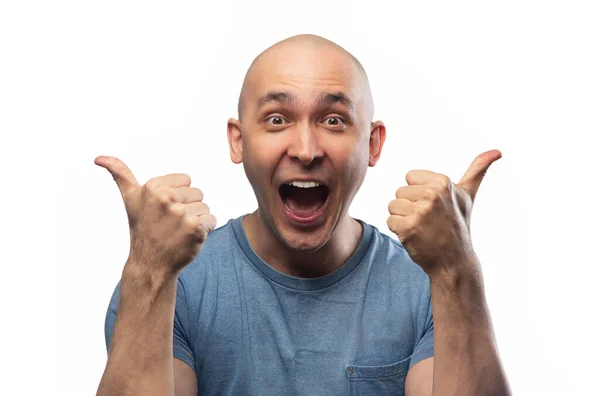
[387,150,502,276]
[95,156,217,275]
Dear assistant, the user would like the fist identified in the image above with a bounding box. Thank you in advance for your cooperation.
[95,156,217,274]
[387,150,501,276]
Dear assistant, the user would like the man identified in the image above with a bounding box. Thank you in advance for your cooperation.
[96,34,511,396]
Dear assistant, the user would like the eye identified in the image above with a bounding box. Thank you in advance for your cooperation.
[266,116,287,126]
[323,116,346,130]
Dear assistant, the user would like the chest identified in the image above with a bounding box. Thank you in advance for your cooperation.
[189,269,418,395]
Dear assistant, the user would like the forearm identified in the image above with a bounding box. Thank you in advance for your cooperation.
[429,257,511,396]
[97,262,179,396]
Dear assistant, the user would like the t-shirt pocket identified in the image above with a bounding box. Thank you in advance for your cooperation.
[346,355,411,396]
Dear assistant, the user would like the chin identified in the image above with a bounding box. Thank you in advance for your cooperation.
[277,227,331,253]
[272,203,344,255]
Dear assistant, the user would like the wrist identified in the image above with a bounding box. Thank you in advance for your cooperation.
[428,254,482,288]
[428,255,490,322]
[122,259,180,295]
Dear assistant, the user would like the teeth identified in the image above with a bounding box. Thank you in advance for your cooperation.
[289,181,321,188]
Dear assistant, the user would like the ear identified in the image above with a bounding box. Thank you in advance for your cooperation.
[227,118,243,164]
[368,120,386,166]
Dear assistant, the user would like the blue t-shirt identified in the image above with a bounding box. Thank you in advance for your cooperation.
[105,215,434,395]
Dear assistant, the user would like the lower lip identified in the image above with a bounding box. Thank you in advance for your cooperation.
[280,192,330,225]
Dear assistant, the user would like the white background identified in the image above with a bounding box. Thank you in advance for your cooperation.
[1,1,598,395]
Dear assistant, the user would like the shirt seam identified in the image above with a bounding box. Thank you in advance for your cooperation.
[233,224,376,293]
[174,344,195,363]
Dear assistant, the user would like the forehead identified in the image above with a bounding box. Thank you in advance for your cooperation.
[247,45,367,108]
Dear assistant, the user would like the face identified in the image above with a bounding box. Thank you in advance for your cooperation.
[228,44,386,252]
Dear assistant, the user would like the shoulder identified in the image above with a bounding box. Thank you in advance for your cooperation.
[368,222,428,275]
[362,221,431,296]
[175,216,244,304]
[179,217,238,279]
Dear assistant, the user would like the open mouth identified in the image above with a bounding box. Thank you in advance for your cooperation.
[279,182,330,222]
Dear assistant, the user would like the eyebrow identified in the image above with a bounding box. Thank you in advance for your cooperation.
[257,91,295,108]
[256,90,355,111]
[319,91,354,111]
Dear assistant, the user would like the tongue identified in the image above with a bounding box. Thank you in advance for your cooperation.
[284,187,326,217]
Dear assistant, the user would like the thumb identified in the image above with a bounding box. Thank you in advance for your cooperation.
[457,149,502,201]
[94,156,140,198]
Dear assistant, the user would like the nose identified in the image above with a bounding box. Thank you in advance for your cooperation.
[286,123,324,167]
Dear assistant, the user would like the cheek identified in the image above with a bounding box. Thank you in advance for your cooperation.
[246,132,289,159]
[328,140,369,184]
[346,153,369,184]
[326,137,359,161]
[243,135,283,185]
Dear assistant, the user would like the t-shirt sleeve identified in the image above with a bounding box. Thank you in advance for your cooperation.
[172,278,195,370]
[103,278,196,370]
[409,292,434,369]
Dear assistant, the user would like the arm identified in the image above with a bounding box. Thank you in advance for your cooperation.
[174,359,199,396]
[406,259,510,396]
[428,259,510,395]
[94,155,215,396]
[389,150,512,396]
[97,263,180,396]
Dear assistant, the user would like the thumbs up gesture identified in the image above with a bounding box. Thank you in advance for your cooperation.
[95,156,217,275]
[387,150,501,276]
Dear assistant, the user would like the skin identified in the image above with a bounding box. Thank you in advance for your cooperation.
[389,151,512,395]
[93,158,215,396]
[228,34,511,395]
[227,34,386,278]
[95,34,511,396]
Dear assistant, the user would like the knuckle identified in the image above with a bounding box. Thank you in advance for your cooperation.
[423,187,438,201]
[415,202,432,218]
[145,180,162,196]
[148,184,172,205]
[406,217,418,233]
[169,202,186,217]
[437,174,451,187]
[183,214,200,229]
[193,217,212,238]
[159,190,174,205]
[146,178,160,190]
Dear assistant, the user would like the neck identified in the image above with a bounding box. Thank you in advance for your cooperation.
[242,211,363,278]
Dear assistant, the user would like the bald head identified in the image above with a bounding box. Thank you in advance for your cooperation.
[237,34,374,124]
